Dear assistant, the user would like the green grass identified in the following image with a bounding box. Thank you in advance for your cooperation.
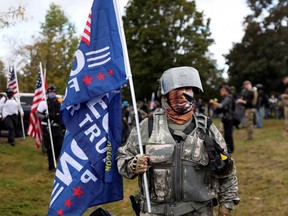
[0,119,287,215]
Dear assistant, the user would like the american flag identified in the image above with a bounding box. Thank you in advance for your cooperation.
[81,9,91,46]
[7,66,18,94]
[27,70,44,148]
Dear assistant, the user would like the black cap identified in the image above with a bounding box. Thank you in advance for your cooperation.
[220,85,230,92]
[6,88,14,93]
[47,86,57,93]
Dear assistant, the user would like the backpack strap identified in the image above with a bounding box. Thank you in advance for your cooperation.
[196,113,234,176]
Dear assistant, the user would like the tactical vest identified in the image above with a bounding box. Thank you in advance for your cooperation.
[142,110,215,207]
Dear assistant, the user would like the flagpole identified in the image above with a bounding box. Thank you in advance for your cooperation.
[114,0,152,213]
[13,66,26,139]
[39,62,57,168]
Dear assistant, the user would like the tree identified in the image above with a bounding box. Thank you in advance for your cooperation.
[0,5,25,29]
[122,0,222,101]
[225,0,288,94]
[19,3,78,94]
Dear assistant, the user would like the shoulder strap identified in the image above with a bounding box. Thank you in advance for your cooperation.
[148,115,154,137]
[225,95,236,116]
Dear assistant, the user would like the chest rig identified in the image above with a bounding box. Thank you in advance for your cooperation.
[142,110,214,207]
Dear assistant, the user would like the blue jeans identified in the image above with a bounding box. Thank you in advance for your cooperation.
[256,108,263,128]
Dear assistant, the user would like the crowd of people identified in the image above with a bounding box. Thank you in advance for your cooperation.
[0,86,65,172]
[121,78,288,146]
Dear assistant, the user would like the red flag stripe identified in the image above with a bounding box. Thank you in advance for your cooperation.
[27,70,44,148]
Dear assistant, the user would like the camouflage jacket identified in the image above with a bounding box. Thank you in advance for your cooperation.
[117,109,239,213]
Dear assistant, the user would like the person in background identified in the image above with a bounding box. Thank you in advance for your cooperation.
[237,80,258,141]
[268,94,278,118]
[255,84,267,128]
[0,92,7,137]
[196,98,205,114]
[122,101,132,144]
[280,88,288,134]
[37,86,64,171]
[0,88,24,146]
[117,67,239,216]
[210,85,235,153]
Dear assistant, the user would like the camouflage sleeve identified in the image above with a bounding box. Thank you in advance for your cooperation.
[209,123,240,208]
[116,118,149,179]
[209,123,227,153]
[217,168,240,209]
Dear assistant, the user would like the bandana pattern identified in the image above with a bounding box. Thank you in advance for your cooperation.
[163,88,194,124]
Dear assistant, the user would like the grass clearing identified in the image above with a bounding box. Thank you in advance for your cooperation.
[0,119,287,215]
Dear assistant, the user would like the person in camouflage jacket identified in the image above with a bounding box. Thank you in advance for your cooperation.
[117,67,239,216]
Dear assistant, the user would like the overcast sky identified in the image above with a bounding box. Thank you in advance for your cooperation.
[0,0,250,73]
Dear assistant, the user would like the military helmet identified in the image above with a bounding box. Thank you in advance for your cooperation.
[160,66,203,95]
[47,86,57,93]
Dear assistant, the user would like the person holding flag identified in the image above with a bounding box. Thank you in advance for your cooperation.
[37,86,64,171]
[0,87,24,146]
[117,67,240,216]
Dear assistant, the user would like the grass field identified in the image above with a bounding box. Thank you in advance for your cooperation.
[0,119,287,215]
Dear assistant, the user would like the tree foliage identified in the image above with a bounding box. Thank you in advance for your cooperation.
[225,0,288,94]
[0,5,25,29]
[123,0,222,101]
[19,3,78,94]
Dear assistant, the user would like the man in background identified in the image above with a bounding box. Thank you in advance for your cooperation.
[37,86,64,171]
[280,88,288,134]
[237,80,258,141]
[0,88,23,146]
[210,85,235,153]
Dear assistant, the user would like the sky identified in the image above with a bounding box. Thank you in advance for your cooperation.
[0,0,251,75]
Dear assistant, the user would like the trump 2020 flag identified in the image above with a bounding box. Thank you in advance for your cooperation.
[48,0,127,214]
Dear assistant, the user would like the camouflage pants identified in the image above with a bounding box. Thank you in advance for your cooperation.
[246,108,256,139]
[284,107,288,132]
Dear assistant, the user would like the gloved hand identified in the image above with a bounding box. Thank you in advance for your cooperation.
[218,204,232,216]
[129,154,150,174]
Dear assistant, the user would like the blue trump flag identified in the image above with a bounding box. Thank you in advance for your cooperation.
[61,0,127,108]
[48,0,127,214]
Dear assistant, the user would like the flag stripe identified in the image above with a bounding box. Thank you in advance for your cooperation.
[27,70,44,148]
[7,67,18,95]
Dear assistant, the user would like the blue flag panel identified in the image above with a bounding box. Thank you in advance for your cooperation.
[48,0,127,214]
[48,91,123,215]
[61,0,127,108]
